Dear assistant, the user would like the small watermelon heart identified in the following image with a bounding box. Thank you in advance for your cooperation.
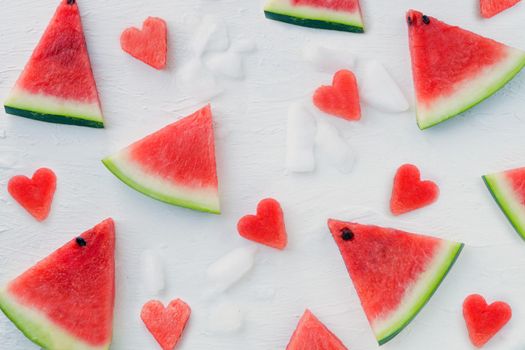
[120,17,168,70]
[313,69,361,121]
[141,299,191,350]
[480,0,521,18]
[463,294,512,348]
[8,168,57,221]
[390,164,439,215]
[237,198,287,249]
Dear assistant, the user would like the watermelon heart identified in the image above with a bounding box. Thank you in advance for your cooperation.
[463,294,512,348]
[141,299,191,350]
[8,167,57,221]
[390,163,439,215]
[237,198,288,250]
[120,17,168,70]
[313,69,361,121]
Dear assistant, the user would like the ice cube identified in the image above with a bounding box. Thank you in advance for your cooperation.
[177,59,223,101]
[204,51,245,80]
[315,120,356,174]
[191,15,229,55]
[303,44,356,72]
[207,246,257,293]
[140,250,165,296]
[207,302,244,333]
[359,60,409,113]
[286,102,316,173]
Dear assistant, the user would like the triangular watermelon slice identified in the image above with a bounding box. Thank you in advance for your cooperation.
[4,0,104,128]
[102,105,220,214]
[286,310,348,350]
[407,10,525,129]
[0,218,115,350]
[264,0,365,33]
[328,220,463,345]
[483,167,525,240]
[480,0,521,18]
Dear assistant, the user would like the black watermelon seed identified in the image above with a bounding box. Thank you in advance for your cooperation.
[407,15,413,25]
[76,237,87,247]
[67,0,76,5]
[341,228,354,241]
[422,15,430,24]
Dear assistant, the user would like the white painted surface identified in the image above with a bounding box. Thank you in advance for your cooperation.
[0,1,525,349]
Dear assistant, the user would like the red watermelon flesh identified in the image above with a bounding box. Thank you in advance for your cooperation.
[120,17,168,70]
[328,220,463,344]
[293,0,359,11]
[313,70,361,121]
[4,0,104,127]
[8,167,57,221]
[390,164,439,215]
[286,310,348,350]
[480,0,521,18]
[505,167,525,205]
[102,105,220,214]
[237,198,288,250]
[407,10,525,129]
[0,219,115,349]
[141,299,191,350]
[463,294,512,347]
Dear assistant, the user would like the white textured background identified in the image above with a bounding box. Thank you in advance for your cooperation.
[1,0,525,349]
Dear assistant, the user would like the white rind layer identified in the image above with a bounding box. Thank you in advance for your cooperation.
[264,0,363,27]
[103,151,221,214]
[0,289,109,350]
[5,87,103,123]
[371,240,462,342]
[417,47,525,129]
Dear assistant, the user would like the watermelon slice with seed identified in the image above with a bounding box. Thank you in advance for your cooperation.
[480,0,521,18]
[0,219,115,350]
[264,0,365,33]
[286,310,348,350]
[4,0,104,128]
[328,220,463,345]
[407,10,525,129]
[102,105,220,214]
[483,167,525,240]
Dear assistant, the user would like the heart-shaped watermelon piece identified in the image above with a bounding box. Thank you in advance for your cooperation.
[313,69,361,121]
[120,17,168,69]
[141,299,191,350]
[237,198,287,249]
[8,167,57,221]
[390,163,439,215]
[463,294,512,348]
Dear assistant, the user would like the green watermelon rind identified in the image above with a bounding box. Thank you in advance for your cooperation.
[375,242,464,345]
[0,289,108,350]
[4,105,104,129]
[417,50,525,130]
[264,0,364,33]
[102,156,221,214]
[482,174,525,240]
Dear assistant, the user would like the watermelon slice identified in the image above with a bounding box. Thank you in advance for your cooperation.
[480,0,521,18]
[4,0,104,128]
[407,10,525,129]
[286,310,348,350]
[264,0,365,33]
[463,294,512,348]
[327,220,463,345]
[0,219,115,350]
[483,167,525,240]
[102,105,220,214]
